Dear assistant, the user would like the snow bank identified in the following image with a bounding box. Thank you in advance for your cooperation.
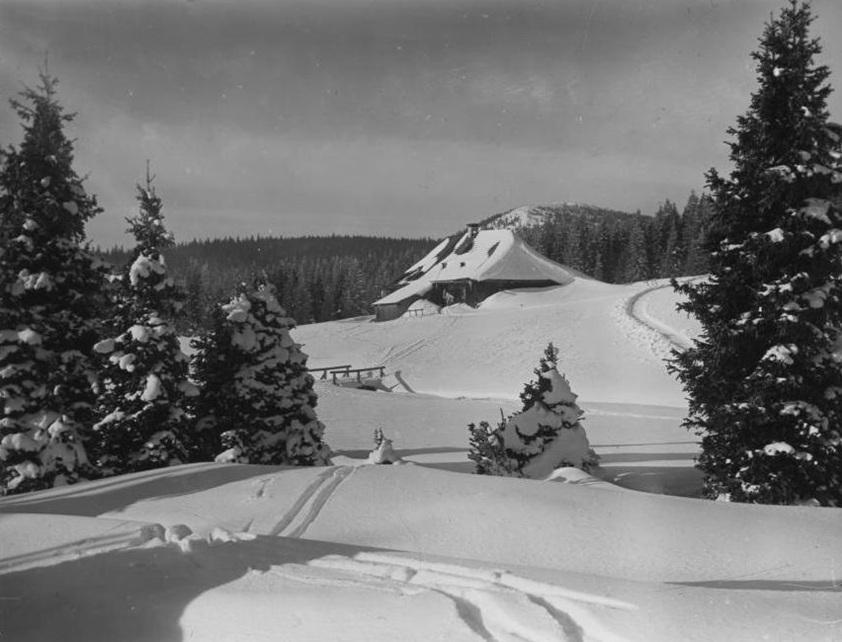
[297,277,689,405]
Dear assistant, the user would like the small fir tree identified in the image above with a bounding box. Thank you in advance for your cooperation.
[468,415,517,476]
[89,171,198,476]
[468,343,597,477]
[192,279,332,466]
[671,1,842,505]
[0,71,108,494]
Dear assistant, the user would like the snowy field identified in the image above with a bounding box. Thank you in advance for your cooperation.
[2,277,840,641]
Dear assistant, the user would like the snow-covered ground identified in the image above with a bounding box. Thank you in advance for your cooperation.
[3,277,840,641]
[300,278,687,406]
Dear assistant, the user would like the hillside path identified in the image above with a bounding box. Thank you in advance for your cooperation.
[624,281,695,351]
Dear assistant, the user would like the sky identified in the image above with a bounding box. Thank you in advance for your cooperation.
[0,0,841,247]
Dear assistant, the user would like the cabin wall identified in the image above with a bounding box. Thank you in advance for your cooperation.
[374,299,413,322]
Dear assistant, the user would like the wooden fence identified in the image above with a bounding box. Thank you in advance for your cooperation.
[307,365,352,380]
[307,365,386,386]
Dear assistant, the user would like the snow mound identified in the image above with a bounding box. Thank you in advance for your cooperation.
[1,461,840,641]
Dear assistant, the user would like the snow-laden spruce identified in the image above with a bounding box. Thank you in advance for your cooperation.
[0,72,108,494]
[468,343,597,477]
[88,174,198,475]
[192,280,331,466]
[671,2,842,506]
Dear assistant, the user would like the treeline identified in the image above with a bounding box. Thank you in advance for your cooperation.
[101,196,713,332]
[492,194,713,283]
[100,236,438,332]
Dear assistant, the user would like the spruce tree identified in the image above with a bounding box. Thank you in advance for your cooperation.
[89,171,198,476]
[0,72,108,494]
[618,220,648,282]
[671,1,842,505]
[681,192,713,275]
[192,279,332,465]
[468,343,597,477]
[655,200,683,277]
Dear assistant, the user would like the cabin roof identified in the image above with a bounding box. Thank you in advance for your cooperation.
[374,228,574,306]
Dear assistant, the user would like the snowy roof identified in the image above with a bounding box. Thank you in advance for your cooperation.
[374,229,574,306]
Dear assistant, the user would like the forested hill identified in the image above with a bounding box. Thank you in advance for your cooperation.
[98,194,711,331]
[480,202,636,230]
[99,235,438,331]
[484,195,713,284]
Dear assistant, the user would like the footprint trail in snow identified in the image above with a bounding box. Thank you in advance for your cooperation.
[276,551,636,642]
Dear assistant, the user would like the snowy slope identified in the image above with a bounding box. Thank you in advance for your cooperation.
[2,463,839,642]
[3,277,840,642]
[300,278,687,406]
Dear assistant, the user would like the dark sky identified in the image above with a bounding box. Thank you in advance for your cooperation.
[1,0,841,247]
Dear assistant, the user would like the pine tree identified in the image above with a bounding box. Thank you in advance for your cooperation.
[0,71,108,494]
[188,305,237,459]
[671,1,842,505]
[655,200,683,277]
[467,417,515,476]
[681,192,713,275]
[519,342,563,412]
[468,343,597,477]
[192,279,332,465]
[182,263,208,334]
[89,170,198,476]
[618,219,648,282]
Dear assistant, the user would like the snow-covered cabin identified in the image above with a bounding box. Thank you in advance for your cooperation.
[373,225,575,321]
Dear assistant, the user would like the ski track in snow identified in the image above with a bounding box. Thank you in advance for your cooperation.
[269,466,354,538]
[623,282,693,354]
[279,552,636,642]
[0,526,146,573]
[380,316,458,368]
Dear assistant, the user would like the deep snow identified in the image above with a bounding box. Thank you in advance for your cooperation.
[299,279,687,406]
[2,277,840,642]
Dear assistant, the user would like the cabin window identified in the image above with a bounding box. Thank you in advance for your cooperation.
[487,242,500,257]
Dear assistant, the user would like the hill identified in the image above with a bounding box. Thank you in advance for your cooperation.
[478,197,713,284]
[96,195,712,331]
[2,279,839,641]
[481,202,639,230]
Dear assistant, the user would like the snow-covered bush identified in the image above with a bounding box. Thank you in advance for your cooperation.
[671,2,842,505]
[192,280,332,466]
[88,174,197,475]
[468,343,597,478]
[0,73,108,494]
[369,428,401,464]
